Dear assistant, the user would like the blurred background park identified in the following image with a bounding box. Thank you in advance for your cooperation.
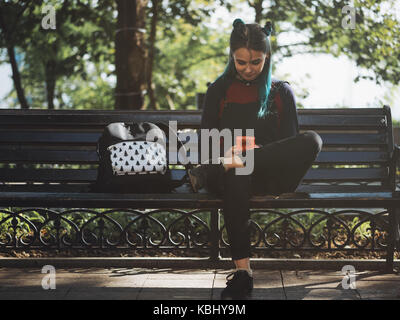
[0,0,399,120]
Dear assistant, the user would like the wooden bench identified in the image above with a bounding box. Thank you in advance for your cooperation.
[0,108,399,271]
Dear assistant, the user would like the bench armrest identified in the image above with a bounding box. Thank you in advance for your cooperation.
[392,145,400,164]
[390,145,400,191]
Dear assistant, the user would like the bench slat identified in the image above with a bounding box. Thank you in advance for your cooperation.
[0,168,187,183]
[0,150,98,163]
[0,150,186,164]
[0,167,387,183]
[0,109,388,128]
[298,115,387,129]
[317,133,387,146]
[303,168,387,181]
[0,132,389,151]
[314,151,388,164]
[0,183,391,195]
[0,131,100,144]
[296,184,390,193]
[0,169,96,182]
[298,108,386,116]
[0,150,388,165]
[0,191,397,209]
[0,184,92,193]
[0,111,202,128]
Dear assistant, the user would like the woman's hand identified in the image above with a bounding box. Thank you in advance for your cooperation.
[224,145,242,158]
[221,145,244,171]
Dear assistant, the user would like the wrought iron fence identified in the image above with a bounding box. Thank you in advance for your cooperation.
[0,207,390,259]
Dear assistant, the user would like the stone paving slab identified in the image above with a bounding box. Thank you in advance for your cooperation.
[354,271,400,300]
[281,270,361,300]
[138,288,212,300]
[0,267,399,300]
[285,288,360,300]
[0,288,70,300]
[65,288,142,300]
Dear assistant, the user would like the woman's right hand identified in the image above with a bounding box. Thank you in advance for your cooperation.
[222,145,244,171]
[224,145,241,158]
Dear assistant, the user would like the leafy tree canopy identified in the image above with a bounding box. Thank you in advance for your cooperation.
[0,0,399,110]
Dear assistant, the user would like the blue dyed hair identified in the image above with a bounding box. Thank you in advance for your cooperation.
[216,19,273,119]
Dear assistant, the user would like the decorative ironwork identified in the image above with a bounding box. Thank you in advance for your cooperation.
[0,207,391,257]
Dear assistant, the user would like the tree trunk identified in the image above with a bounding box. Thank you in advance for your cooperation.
[145,0,160,110]
[252,0,264,23]
[45,60,56,109]
[7,45,30,109]
[0,2,31,109]
[115,0,148,110]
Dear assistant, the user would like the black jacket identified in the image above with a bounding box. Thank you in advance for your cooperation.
[199,76,299,161]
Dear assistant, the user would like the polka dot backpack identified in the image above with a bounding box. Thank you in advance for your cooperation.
[92,122,190,193]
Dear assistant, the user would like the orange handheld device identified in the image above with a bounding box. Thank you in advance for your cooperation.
[235,136,260,151]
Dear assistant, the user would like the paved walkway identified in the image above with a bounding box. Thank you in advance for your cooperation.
[0,267,399,300]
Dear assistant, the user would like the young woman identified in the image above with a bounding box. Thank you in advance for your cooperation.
[189,18,322,300]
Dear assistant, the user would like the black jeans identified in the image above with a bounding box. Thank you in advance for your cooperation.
[203,131,323,260]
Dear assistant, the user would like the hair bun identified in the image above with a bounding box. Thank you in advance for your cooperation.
[263,21,273,36]
[233,18,245,28]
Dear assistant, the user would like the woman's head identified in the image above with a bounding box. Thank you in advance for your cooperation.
[218,19,273,118]
[232,48,267,82]
[230,20,271,78]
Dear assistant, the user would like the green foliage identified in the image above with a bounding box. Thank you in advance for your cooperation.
[152,17,229,109]
[349,216,371,238]
[0,0,116,109]
[144,0,400,109]
[1,0,399,110]
[278,0,400,84]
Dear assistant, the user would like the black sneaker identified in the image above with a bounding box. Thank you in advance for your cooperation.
[220,270,253,300]
[188,165,207,192]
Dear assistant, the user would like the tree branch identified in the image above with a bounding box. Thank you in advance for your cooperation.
[182,52,227,68]
[277,42,310,49]
[278,49,328,58]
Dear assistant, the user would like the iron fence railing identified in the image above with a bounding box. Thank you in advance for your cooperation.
[0,207,392,259]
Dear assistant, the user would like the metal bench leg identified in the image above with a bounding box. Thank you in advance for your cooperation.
[209,209,221,262]
[385,208,397,273]
[395,209,400,251]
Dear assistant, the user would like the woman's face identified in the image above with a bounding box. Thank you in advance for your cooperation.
[232,48,267,81]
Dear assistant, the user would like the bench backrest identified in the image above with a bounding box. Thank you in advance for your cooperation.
[0,107,395,193]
